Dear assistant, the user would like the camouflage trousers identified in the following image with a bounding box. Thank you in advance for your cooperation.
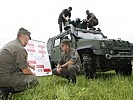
[87,19,98,28]
[52,65,80,80]
[0,72,39,92]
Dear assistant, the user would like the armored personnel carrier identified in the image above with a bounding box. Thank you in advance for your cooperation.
[47,24,133,78]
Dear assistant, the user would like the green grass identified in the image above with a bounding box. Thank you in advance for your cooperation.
[12,72,133,100]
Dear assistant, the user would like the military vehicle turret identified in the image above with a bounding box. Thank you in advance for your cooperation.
[47,24,133,78]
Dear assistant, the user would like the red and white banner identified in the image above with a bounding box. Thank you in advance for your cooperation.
[25,40,52,76]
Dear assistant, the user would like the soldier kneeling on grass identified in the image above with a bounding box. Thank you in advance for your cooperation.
[52,39,81,84]
[0,27,38,96]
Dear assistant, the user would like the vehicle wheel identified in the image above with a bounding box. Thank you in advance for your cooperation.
[115,69,120,75]
[115,60,132,76]
[82,53,96,79]
[122,60,132,76]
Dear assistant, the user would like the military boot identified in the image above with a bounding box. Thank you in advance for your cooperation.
[70,74,76,84]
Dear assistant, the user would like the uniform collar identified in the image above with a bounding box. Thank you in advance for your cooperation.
[16,38,23,46]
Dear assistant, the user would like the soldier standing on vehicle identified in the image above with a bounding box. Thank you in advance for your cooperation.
[0,27,38,92]
[52,39,81,84]
[86,10,99,30]
[58,7,72,33]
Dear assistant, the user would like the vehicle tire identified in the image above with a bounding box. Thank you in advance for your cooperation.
[82,53,96,79]
[122,60,132,76]
[115,60,132,76]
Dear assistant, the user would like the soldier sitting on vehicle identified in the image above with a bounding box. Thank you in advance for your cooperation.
[86,10,99,30]
[52,39,81,84]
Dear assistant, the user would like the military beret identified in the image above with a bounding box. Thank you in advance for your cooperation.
[18,27,31,39]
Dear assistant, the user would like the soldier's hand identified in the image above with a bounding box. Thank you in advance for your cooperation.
[67,18,71,22]
[57,67,62,74]
[65,18,68,22]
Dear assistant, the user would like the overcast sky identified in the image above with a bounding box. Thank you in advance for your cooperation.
[0,0,133,43]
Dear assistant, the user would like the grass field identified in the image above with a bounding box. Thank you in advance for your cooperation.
[12,72,133,100]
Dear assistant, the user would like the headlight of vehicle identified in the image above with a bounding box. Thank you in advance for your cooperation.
[100,41,107,48]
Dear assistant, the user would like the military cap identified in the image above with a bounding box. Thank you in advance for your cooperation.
[18,27,31,39]
[68,7,72,10]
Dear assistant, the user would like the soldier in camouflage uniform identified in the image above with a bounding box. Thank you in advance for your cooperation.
[52,39,81,84]
[0,27,38,92]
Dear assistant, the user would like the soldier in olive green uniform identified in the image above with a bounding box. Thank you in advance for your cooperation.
[0,28,38,92]
[52,39,81,84]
